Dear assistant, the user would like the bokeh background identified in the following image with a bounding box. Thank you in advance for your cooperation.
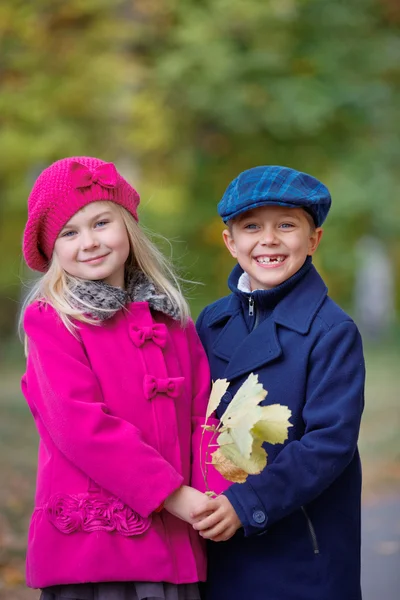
[0,1,399,598]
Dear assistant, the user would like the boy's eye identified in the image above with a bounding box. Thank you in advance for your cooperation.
[280,223,295,229]
[244,223,259,230]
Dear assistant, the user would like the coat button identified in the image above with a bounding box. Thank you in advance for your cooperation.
[221,391,232,404]
[216,391,232,419]
[252,510,266,524]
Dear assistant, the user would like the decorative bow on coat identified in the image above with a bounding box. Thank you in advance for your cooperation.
[130,324,168,348]
[143,375,185,400]
[70,161,118,189]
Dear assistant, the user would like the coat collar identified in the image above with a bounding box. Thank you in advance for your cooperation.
[208,262,328,380]
[70,270,180,321]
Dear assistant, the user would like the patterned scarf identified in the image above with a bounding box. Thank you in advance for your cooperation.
[69,270,180,321]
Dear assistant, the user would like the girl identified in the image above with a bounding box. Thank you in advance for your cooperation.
[20,156,213,600]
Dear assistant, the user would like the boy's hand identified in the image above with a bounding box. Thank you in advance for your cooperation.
[164,485,213,525]
[191,495,242,542]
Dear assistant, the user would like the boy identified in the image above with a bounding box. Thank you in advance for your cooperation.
[192,166,365,600]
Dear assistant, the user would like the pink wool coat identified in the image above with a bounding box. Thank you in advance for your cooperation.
[22,300,217,589]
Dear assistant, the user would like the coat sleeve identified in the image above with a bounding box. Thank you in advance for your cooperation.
[224,319,365,536]
[22,302,183,517]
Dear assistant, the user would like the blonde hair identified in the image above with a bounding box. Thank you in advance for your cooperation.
[20,203,190,351]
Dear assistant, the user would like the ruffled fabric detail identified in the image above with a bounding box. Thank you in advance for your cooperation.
[45,494,151,536]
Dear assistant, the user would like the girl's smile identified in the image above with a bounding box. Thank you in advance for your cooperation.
[80,253,110,264]
[223,205,323,291]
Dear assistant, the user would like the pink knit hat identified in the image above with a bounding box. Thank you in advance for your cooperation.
[23,156,140,272]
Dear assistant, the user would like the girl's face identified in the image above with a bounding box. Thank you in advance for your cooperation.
[54,201,130,288]
[223,205,323,291]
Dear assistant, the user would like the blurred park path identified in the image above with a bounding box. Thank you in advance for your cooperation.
[362,495,400,600]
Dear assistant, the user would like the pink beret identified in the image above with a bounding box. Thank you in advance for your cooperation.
[23,156,140,272]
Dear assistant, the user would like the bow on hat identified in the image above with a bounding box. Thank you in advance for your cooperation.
[70,161,118,189]
[143,375,185,401]
[130,324,167,348]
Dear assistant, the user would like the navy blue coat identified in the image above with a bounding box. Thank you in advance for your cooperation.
[196,260,365,600]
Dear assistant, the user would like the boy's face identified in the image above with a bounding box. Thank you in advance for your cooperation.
[223,205,323,291]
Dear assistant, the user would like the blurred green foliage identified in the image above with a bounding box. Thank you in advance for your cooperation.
[1,0,399,338]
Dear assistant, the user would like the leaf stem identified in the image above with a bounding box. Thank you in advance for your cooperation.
[200,418,223,493]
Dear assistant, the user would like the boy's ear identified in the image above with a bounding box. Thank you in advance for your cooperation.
[222,229,238,258]
[308,227,323,255]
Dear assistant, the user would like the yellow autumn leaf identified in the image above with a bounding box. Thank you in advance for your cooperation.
[252,404,293,444]
[218,431,268,476]
[201,373,292,489]
[211,448,248,483]
[221,372,267,428]
[218,373,267,458]
[206,378,229,419]
[227,406,264,458]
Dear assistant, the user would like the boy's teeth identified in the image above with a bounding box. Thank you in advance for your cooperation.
[256,256,284,264]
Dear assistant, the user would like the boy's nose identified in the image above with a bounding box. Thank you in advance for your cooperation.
[260,229,279,245]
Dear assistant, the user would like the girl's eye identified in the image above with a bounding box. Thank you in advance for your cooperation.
[60,230,76,238]
[95,220,109,228]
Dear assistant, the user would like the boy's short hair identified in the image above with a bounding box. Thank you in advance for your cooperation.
[218,166,331,227]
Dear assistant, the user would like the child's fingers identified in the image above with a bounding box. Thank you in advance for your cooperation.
[199,520,228,540]
[208,534,225,542]
[190,500,217,520]
[208,533,228,543]
[192,509,223,531]
[209,526,237,543]
[191,510,214,522]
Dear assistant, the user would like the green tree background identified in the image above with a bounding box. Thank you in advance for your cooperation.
[1,0,399,337]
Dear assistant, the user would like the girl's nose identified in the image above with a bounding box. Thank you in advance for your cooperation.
[80,230,100,250]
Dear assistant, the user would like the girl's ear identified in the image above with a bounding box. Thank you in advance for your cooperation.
[222,229,238,258]
[308,227,323,255]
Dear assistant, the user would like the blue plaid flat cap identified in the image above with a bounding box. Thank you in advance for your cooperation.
[218,166,331,227]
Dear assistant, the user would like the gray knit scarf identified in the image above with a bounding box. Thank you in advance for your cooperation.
[70,270,180,321]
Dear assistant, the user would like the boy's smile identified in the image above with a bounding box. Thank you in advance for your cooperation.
[223,205,323,291]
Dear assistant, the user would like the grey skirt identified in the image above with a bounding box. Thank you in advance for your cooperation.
[40,582,201,600]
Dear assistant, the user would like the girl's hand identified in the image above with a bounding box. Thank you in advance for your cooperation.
[164,485,213,524]
[191,495,242,542]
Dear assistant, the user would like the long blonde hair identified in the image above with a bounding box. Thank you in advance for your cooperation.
[20,203,190,349]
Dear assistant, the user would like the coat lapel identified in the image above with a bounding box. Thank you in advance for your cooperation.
[222,317,282,380]
[210,295,283,380]
[209,265,328,382]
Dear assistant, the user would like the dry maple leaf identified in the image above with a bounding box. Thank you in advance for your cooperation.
[201,373,292,487]
[211,448,248,483]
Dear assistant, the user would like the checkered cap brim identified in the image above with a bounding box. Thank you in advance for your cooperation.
[218,166,331,227]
